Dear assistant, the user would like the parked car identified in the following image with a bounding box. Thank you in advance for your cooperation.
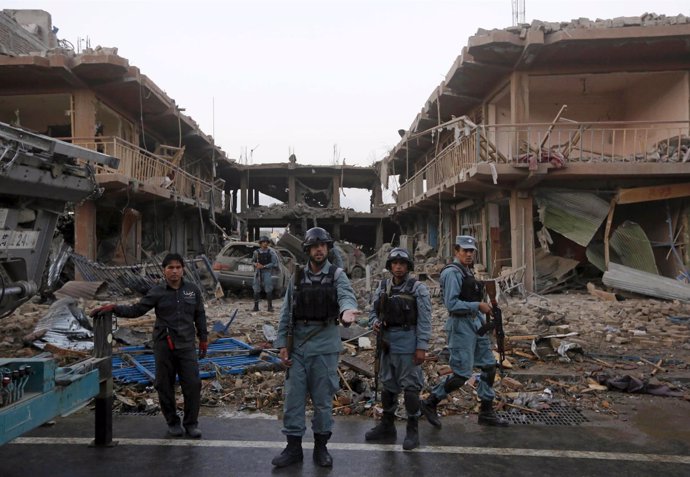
[212,241,296,297]
[276,232,366,278]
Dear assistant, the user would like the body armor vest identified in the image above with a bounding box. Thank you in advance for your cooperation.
[256,249,272,265]
[442,263,484,302]
[293,266,341,323]
[378,277,418,328]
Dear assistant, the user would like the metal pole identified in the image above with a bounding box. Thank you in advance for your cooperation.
[92,311,116,447]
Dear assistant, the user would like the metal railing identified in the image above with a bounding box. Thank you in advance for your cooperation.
[397,120,690,206]
[70,252,218,298]
[67,136,223,210]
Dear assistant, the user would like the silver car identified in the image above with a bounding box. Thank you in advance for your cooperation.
[212,241,296,297]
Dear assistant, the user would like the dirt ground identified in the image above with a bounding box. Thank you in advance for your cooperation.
[2,287,689,422]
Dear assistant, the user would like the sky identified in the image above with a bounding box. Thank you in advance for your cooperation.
[5,0,690,209]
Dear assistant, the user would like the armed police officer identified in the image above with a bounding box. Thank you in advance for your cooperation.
[272,227,360,468]
[252,235,279,312]
[90,253,208,438]
[365,248,431,450]
[420,235,508,429]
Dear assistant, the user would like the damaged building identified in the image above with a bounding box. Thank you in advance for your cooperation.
[0,9,397,296]
[382,13,690,298]
[225,157,397,251]
[0,9,233,271]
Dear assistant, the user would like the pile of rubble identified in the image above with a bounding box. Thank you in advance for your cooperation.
[478,12,690,38]
[1,279,688,420]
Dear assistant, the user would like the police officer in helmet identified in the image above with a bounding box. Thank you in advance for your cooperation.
[420,235,508,429]
[252,235,279,312]
[272,227,360,468]
[366,247,431,450]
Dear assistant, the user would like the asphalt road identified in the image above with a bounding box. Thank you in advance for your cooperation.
[2,397,689,477]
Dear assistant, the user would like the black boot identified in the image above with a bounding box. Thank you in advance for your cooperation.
[365,412,396,441]
[252,293,260,312]
[267,298,273,312]
[420,394,442,429]
[313,432,333,467]
[478,400,509,427]
[271,435,303,467]
[366,390,397,441]
[403,416,419,450]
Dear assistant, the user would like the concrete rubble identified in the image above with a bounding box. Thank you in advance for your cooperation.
[1,272,689,421]
[478,12,690,37]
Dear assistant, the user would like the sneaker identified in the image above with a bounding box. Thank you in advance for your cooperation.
[167,423,184,437]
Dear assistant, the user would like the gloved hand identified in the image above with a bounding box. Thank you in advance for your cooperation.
[90,304,115,318]
[198,341,208,359]
[340,309,361,326]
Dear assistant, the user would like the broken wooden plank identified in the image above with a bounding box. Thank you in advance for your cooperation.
[340,354,374,378]
[586,282,618,302]
[44,343,90,359]
[638,356,667,373]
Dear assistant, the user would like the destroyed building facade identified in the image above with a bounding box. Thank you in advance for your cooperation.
[226,159,396,251]
[0,9,233,267]
[382,14,690,296]
[0,9,397,277]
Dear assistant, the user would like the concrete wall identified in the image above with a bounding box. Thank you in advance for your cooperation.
[0,9,54,53]
[624,72,689,122]
[0,94,71,133]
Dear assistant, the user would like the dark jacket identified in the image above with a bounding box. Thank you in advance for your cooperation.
[114,279,208,349]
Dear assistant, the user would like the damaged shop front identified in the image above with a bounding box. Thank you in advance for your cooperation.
[380,14,690,299]
[535,186,690,299]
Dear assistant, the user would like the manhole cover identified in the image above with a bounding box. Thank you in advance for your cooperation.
[497,404,588,426]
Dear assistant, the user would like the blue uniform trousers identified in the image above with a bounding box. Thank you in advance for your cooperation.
[431,315,496,401]
[281,350,339,436]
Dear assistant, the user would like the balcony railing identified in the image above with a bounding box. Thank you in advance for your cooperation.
[397,120,690,206]
[68,136,223,209]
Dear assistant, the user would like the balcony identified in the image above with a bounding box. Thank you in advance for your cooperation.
[68,136,224,211]
[396,119,690,207]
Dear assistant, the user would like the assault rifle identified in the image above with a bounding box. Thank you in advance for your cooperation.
[478,280,506,368]
[285,265,302,379]
[373,279,392,403]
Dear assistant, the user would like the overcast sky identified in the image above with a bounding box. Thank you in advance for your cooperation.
[5,0,689,208]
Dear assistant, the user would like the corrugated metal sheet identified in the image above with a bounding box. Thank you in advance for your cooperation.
[603,262,690,301]
[536,191,610,247]
[535,248,579,293]
[586,221,659,274]
[54,281,108,300]
[609,220,659,274]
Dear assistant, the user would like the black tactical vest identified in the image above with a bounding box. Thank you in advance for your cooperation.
[292,266,341,323]
[256,249,272,265]
[442,262,484,302]
[378,277,419,328]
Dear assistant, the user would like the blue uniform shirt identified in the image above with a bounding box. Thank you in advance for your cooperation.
[440,259,483,317]
[275,261,358,357]
[252,247,279,269]
[369,276,432,353]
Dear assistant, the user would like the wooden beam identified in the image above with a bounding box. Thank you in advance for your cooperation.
[616,183,690,205]
[603,197,618,270]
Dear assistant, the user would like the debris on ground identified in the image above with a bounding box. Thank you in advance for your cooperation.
[1,278,689,419]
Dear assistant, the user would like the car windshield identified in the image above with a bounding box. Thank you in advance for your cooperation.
[223,244,256,258]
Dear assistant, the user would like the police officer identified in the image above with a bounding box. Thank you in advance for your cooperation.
[272,227,360,468]
[252,235,279,312]
[365,248,431,450]
[90,253,208,438]
[420,235,508,429]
